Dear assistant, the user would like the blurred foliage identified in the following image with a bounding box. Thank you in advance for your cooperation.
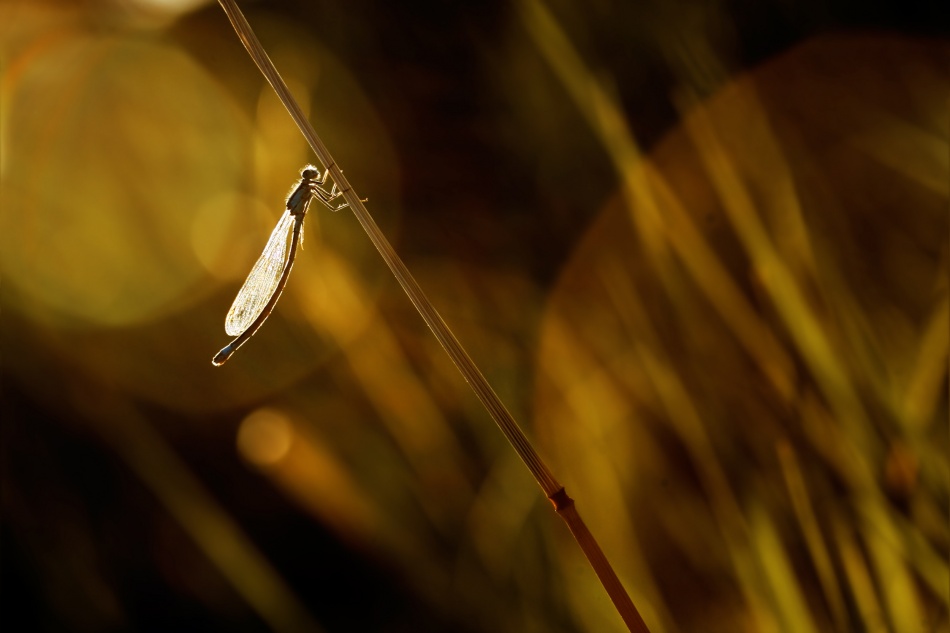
[1,0,947,632]
[527,13,949,630]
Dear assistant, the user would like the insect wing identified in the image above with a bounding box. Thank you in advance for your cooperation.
[224,210,295,336]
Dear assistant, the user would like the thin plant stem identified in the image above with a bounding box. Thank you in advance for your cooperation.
[216,1,652,631]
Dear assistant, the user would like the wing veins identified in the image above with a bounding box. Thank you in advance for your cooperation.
[224,210,295,336]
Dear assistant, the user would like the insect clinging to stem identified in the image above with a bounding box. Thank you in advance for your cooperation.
[212,165,348,366]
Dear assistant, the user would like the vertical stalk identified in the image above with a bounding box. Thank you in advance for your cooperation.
[217,2,651,630]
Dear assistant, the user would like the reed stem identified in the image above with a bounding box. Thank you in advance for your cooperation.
[217,2,651,630]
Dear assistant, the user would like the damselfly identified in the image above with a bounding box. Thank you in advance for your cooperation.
[212,165,347,366]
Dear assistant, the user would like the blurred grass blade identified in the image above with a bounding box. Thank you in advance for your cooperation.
[901,294,949,431]
[860,501,926,633]
[73,387,323,633]
[518,0,798,404]
[679,92,876,459]
[777,442,850,632]
[749,502,820,633]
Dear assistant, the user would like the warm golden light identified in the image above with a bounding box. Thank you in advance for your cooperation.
[126,0,213,17]
[0,34,246,327]
[237,408,294,466]
[191,191,270,282]
[3,0,945,630]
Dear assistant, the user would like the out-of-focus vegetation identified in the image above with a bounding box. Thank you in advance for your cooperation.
[1,0,946,632]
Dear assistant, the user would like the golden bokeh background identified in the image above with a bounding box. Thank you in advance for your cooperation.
[2,0,947,631]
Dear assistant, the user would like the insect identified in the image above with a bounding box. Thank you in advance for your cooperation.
[212,165,347,366]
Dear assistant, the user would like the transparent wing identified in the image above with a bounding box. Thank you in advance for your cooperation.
[224,210,295,336]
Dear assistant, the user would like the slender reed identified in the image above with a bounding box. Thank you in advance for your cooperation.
[216,1,651,630]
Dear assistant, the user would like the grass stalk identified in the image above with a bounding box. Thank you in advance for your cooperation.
[216,1,651,630]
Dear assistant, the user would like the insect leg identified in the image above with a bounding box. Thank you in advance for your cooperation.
[310,182,351,212]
